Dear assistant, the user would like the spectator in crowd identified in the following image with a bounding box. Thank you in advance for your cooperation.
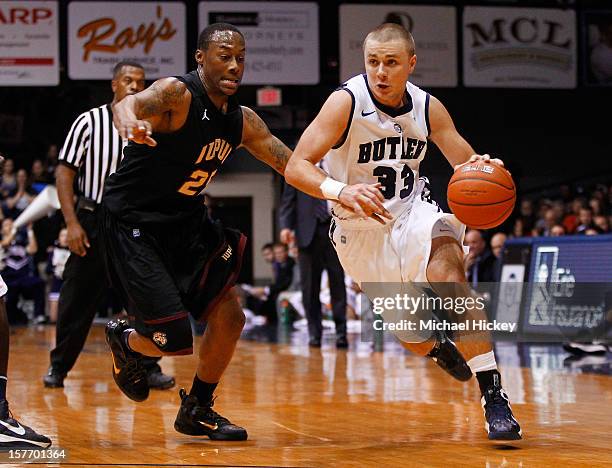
[550,224,566,236]
[594,215,610,233]
[511,218,526,238]
[584,228,599,236]
[261,242,275,266]
[464,229,497,287]
[562,198,585,234]
[489,232,507,282]
[242,242,295,323]
[30,159,51,193]
[45,228,70,324]
[535,208,558,237]
[517,199,536,234]
[0,157,16,199]
[44,143,59,182]
[575,207,595,234]
[3,169,34,219]
[589,198,603,217]
[0,219,45,324]
[265,242,295,322]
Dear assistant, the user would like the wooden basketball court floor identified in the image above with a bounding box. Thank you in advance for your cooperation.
[4,323,611,467]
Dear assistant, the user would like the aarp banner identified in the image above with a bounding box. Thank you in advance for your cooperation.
[339,4,457,87]
[0,1,59,86]
[68,2,185,80]
[199,2,319,85]
[463,7,576,88]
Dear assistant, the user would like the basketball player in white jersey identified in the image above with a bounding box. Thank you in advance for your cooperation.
[286,23,521,440]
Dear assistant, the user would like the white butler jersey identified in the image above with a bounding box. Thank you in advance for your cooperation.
[325,74,431,223]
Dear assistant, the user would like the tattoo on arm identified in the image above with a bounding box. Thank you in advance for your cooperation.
[137,80,185,118]
[268,137,291,172]
[243,107,291,173]
[243,107,267,133]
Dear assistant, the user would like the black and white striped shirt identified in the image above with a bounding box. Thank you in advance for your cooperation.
[59,103,125,204]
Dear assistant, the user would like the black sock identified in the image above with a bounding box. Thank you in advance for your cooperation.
[190,375,218,405]
[476,369,501,395]
[0,376,6,401]
[122,329,135,353]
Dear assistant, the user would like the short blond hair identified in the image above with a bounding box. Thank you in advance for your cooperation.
[364,23,415,56]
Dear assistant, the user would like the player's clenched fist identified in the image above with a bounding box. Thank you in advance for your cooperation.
[338,182,393,224]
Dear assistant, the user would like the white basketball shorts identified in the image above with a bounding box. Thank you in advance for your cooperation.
[330,178,468,286]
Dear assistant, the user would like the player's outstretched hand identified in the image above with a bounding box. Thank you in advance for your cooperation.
[120,120,157,147]
[454,154,505,171]
[338,183,393,224]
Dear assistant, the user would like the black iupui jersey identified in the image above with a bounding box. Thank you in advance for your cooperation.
[103,70,243,224]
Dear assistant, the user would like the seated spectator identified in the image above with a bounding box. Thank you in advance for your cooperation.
[589,197,603,217]
[45,228,70,324]
[2,169,35,219]
[0,157,16,200]
[550,224,566,236]
[517,199,536,234]
[44,144,59,182]
[464,229,497,286]
[261,242,275,268]
[575,207,595,235]
[30,159,51,193]
[0,219,45,324]
[512,218,527,238]
[594,215,610,234]
[535,208,559,237]
[241,242,295,323]
[562,198,585,234]
[490,232,507,281]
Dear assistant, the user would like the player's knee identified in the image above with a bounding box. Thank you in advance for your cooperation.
[148,317,193,355]
[224,306,246,335]
[210,303,245,336]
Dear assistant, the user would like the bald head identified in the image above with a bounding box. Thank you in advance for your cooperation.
[465,229,486,257]
[490,233,507,259]
[364,23,415,56]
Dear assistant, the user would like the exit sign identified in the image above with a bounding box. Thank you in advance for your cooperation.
[257,87,282,106]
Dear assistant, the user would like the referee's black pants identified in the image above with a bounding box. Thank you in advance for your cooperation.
[49,207,161,375]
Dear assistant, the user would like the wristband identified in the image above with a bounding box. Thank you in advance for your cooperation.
[319,177,347,200]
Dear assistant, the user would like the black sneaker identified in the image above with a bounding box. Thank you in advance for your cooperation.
[43,367,66,388]
[105,319,149,402]
[0,400,51,449]
[174,389,247,441]
[147,370,175,390]
[481,377,522,440]
[426,330,472,382]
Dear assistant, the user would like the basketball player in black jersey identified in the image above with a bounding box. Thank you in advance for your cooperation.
[100,23,292,441]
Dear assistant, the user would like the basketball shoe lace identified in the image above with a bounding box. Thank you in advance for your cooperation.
[484,386,515,425]
[190,395,230,426]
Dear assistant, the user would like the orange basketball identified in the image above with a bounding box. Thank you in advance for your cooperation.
[447,161,516,229]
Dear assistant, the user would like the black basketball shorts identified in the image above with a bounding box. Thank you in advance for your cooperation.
[99,205,246,354]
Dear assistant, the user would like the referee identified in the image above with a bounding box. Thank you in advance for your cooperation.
[43,62,174,390]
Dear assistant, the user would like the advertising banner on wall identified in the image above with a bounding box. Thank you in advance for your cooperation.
[339,4,457,87]
[68,2,186,80]
[463,6,576,88]
[199,2,319,85]
[0,1,59,86]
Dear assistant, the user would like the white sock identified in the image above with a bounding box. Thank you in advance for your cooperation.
[467,350,498,373]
